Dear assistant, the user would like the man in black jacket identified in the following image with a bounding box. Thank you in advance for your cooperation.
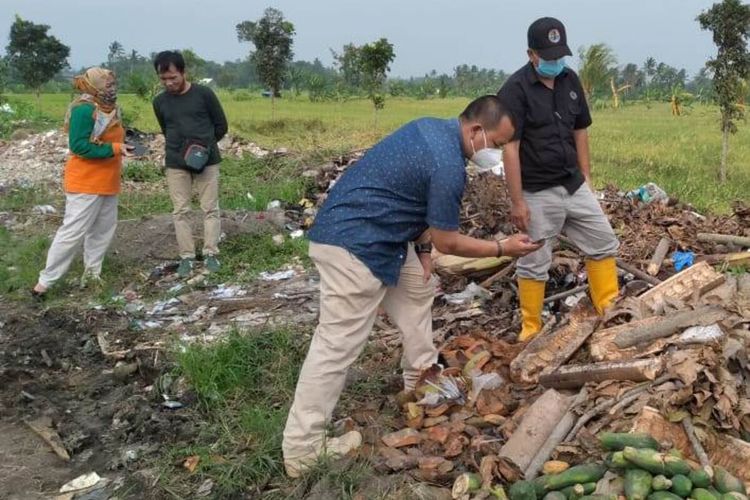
[153,50,229,277]
[497,18,620,341]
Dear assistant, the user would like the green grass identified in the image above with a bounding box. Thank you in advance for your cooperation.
[11,92,750,213]
[169,329,294,495]
[164,328,304,497]
[0,224,145,302]
[214,233,309,283]
[165,328,384,498]
[117,154,312,219]
[591,103,750,213]
[0,227,50,294]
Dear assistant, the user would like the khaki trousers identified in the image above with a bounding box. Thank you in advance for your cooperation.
[282,242,437,461]
[518,184,620,281]
[38,193,118,287]
[165,165,220,259]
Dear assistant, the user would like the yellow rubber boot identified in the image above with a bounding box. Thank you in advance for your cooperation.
[586,257,619,315]
[518,278,546,342]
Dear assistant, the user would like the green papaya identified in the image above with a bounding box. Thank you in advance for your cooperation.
[670,475,692,498]
[599,432,660,451]
[625,469,654,500]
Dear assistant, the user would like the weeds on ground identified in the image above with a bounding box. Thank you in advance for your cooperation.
[0,186,59,212]
[0,98,56,138]
[163,328,387,498]
[0,227,49,295]
[122,161,163,183]
[117,154,311,219]
[0,223,139,302]
[213,233,310,283]
[163,328,305,497]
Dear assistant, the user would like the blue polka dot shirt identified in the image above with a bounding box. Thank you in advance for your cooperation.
[308,117,466,286]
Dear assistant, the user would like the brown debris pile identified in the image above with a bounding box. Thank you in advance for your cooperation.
[371,260,750,488]
[374,335,533,483]
[600,187,750,264]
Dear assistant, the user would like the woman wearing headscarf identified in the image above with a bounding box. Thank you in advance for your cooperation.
[31,67,133,298]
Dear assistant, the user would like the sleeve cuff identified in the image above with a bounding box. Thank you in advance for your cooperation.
[426,218,460,231]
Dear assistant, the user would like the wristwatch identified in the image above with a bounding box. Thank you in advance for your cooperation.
[415,242,433,254]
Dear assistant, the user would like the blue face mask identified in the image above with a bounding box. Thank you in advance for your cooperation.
[536,57,566,78]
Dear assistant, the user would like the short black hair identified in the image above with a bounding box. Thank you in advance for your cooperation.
[460,95,514,130]
[153,50,185,74]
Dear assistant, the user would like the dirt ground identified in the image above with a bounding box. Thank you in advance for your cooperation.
[111,209,284,262]
[0,301,200,499]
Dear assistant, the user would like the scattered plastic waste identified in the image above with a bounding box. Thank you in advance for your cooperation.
[260,269,296,281]
[162,400,184,409]
[266,200,282,210]
[60,472,102,493]
[443,282,491,305]
[148,298,181,316]
[625,182,668,204]
[135,320,161,330]
[672,250,695,271]
[470,372,504,401]
[290,229,304,239]
[208,284,247,299]
[417,375,466,407]
[674,323,724,346]
[32,204,57,215]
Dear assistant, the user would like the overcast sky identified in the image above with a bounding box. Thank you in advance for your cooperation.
[2,0,720,78]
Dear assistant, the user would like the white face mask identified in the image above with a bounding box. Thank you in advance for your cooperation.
[470,128,503,172]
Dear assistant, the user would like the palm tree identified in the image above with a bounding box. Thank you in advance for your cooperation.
[578,44,617,100]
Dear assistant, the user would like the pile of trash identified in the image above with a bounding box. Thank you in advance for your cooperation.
[0,129,68,187]
[126,128,282,167]
[296,157,750,493]
[369,259,750,495]
[0,128,279,190]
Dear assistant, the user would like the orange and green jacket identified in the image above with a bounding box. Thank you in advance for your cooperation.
[64,103,124,195]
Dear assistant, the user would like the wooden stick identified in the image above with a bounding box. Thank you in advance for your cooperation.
[543,285,589,304]
[695,252,750,265]
[697,233,750,248]
[25,417,70,461]
[682,416,711,469]
[613,305,724,348]
[480,262,515,289]
[564,375,673,441]
[617,259,662,286]
[525,389,587,480]
[539,358,663,390]
[647,238,671,276]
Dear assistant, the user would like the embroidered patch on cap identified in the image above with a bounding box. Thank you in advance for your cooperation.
[548,29,561,43]
[570,90,578,100]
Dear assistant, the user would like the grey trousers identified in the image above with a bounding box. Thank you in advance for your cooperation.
[517,184,619,281]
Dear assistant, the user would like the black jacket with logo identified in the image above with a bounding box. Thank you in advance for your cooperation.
[497,63,592,194]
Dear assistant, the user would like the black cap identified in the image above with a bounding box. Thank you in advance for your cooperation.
[527,17,572,60]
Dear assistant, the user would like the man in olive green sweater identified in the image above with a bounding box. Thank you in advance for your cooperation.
[153,50,229,277]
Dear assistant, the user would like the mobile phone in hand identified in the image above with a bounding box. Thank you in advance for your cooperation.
[127,142,148,157]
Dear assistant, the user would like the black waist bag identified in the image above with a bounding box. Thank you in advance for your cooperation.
[183,141,210,173]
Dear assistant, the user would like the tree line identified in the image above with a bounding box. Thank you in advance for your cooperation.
[0,9,729,106]
[2,2,749,180]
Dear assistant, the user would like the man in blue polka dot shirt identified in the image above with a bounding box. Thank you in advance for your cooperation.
[283,95,542,477]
